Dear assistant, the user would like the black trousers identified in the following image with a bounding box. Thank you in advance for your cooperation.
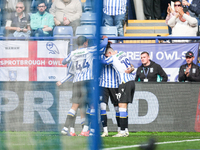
[143,0,161,19]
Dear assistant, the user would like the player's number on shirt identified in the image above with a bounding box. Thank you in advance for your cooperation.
[76,59,90,71]
[121,58,130,68]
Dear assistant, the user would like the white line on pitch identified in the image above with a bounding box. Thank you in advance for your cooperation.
[103,139,200,150]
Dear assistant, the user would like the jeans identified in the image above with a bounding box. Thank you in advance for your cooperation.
[31,28,52,37]
[102,13,126,37]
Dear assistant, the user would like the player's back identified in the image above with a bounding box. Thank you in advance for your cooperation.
[71,47,95,82]
[110,51,134,84]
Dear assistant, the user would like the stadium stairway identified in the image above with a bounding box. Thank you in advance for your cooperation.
[124,20,169,43]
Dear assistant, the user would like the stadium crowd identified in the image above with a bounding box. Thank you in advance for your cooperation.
[0,0,200,39]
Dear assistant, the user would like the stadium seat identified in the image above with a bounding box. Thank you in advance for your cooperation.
[75,25,96,37]
[101,26,118,43]
[83,0,92,11]
[53,26,73,37]
[80,12,96,25]
[0,26,5,37]
[101,26,118,37]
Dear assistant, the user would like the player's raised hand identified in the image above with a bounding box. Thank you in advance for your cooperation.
[56,81,62,86]
[102,35,108,39]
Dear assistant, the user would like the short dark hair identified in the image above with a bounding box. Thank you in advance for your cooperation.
[174,0,182,6]
[141,51,149,56]
[77,36,87,46]
[37,0,46,6]
[105,42,112,54]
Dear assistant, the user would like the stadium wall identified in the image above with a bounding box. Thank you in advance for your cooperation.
[0,82,199,132]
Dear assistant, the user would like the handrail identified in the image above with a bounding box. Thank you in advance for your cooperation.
[0,36,199,52]
[0,36,199,40]
[107,36,200,40]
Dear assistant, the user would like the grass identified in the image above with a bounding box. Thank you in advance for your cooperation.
[0,132,200,150]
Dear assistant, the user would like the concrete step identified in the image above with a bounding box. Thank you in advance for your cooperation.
[128,20,167,26]
[124,33,169,36]
[126,26,168,34]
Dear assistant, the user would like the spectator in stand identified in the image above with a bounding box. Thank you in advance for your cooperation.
[178,51,200,82]
[102,0,127,37]
[49,0,82,35]
[30,1,54,37]
[165,2,177,35]
[5,2,31,37]
[143,0,161,20]
[182,0,200,24]
[31,0,54,13]
[135,51,168,82]
[5,0,19,13]
[182,0,200,35]
[168,2,198,43]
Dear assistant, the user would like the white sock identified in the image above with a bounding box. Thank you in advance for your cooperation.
[103,127,108,133]
[69,109,76,115]
[125,128,128,132]
[118,127,121,132]
[120,130,125,134]
[63,127,68,131]
[82,125,89,132]
[70,127,75,133]
[81,118,85,124]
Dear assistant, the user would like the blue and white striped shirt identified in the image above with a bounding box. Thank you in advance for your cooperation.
[103,0,127,15]
[71,47,96,82]
[104,51,134,84]
[60,62,74,84]
[62,38,108,83]
[99,64,119,88]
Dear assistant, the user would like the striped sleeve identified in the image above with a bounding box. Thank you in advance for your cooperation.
[99,38,108,53]
[60,74,74,84]
[104,56,113,65]
[62,53,71,65]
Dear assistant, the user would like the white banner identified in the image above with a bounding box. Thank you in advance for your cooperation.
[37,41,69,58]
[37,67,67,81]
[0,41,28,58]
[0,41,69,81]
[0,67,29,81]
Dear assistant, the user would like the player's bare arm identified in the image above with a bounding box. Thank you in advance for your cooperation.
[56,81,62,86]
[125,64,135,73]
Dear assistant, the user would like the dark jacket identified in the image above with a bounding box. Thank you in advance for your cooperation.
[180,0,200,18]
[188,0,200,18]
[178,62,200,82]
[135,60,168,82]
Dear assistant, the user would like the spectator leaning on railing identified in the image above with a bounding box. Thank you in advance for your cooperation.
[135,51,168,82]
[49,0,82,35]
[30,0,54,37]
[178,51,200,82]
[5,1,31,37]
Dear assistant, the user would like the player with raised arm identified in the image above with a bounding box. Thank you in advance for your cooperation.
[103,44,135,137]
[99,42,135,137]
[57,36,108,136]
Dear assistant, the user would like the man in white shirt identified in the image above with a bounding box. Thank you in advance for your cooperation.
[168,1,198,43]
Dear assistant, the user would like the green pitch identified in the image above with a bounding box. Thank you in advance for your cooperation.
[0,132,200,150]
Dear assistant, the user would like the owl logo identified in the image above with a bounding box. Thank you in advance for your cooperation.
[46,42,59,54]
